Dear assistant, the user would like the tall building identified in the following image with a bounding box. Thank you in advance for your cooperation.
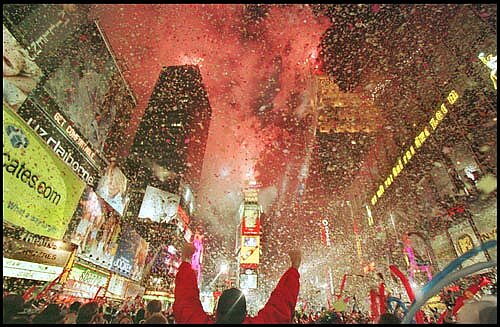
[125,65,212,218]
[305,75,384,232]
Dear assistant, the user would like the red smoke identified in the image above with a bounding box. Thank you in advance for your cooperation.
[90,4,330,235]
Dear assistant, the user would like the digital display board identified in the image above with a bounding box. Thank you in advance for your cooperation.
[138,185,180,223]
[240,236,260,266]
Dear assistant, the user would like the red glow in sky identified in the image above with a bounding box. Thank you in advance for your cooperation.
[90,4,330,236]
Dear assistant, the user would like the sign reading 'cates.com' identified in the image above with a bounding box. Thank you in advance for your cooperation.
[3,105,85,240]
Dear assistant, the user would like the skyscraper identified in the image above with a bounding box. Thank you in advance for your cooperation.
[125,65,212,217]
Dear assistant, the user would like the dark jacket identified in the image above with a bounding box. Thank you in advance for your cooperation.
[173,262,300,324]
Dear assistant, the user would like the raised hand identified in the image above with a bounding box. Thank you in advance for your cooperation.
[289,249,302,269]
[181,242,196,263]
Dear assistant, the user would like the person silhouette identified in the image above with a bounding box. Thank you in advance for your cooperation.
[173,242,301,324]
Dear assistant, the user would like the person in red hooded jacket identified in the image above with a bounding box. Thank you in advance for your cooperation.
[173,242,301,324]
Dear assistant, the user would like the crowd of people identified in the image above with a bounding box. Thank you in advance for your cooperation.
[3,242,496,325]
[3,295,175,324]
[3,288,497,324]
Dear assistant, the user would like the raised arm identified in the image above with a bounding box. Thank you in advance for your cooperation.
[249,250,301,324]
[172,243,212,324]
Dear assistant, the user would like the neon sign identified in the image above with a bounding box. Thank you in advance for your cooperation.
[478,52,497,90]
[369,90,459,208]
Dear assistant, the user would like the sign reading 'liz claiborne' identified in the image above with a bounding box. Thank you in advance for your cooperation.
[17,97,102,187]
[3,104,85,240]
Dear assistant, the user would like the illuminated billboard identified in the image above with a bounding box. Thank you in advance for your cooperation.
[3,257,64,282]
[96,160,129,216]
[3,24,42,112]
[107,273,127,299]
[3,4,88,74]
[3,104,85,240]
[111,224,149,281]
[240,236,260,266]
[64,186,122,270]
[138,185,180,223]
[65,263,110,299]
[241,203,260,235]
[41,22,128,155]
[3,224,75,268]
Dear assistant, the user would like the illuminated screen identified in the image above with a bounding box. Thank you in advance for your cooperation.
[239,274,258,289]
[243,236,258,247]
[96,162,128,216]
[240,236,259,265]
[65,186,121,270]
[3,105,85,240]
[138,185,180,223]
[3,257,63,282]
[243,204,259,228]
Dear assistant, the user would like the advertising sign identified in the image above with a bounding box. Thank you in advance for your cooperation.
[138,185,181,223]
[3,104,85,240]
[131,237,149,282]
[107,273,127,298]
[3,24,43,112]
[3,4,88,73]
[146,244,182,279]
[446,143,482,195]
[180,182,195,216]
[3,225,74,268]
[3,257,64,282]
[111,224,148,280]
[321,219,332,247]
[65,263,110,299]
[41,22,126,155]
[430,233,458,271]
[65,186,122,270]
[241,204,260,235]
[17,97,102,187]
[177,205,190,228]
[240,236,260,266]
[448,220,488,268]
[471,199,497,260]
[96,161,129,216]
[430,162,458,198]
